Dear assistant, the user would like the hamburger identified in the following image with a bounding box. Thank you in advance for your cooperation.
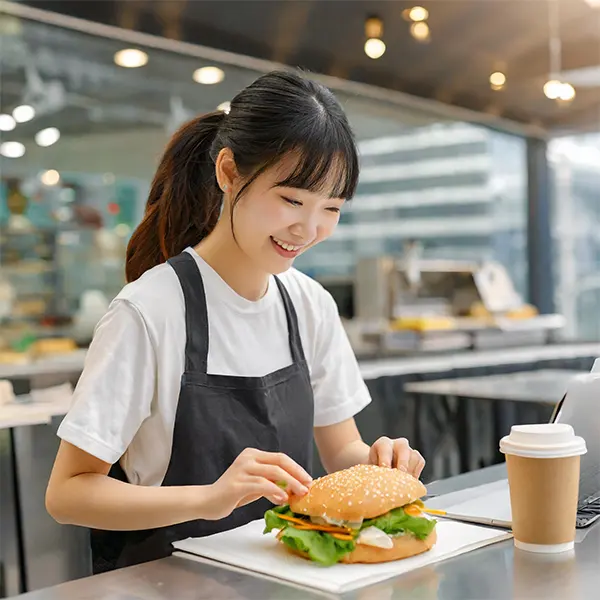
[263,464,437,566]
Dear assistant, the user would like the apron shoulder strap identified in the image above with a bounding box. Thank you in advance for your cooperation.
[167,252,209,373]
[274,276,306,364]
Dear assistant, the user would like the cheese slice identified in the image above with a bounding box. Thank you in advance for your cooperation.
[357,526,393,549]
[311,515,363,529]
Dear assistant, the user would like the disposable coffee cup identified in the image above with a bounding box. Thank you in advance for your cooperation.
[500,423,586,554]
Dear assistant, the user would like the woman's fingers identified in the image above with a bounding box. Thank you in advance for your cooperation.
[250,463,309,497]
[253,450,313,486]
[369,437,426,479]
[371,436,394,467]
[408,450,426,479]
[236,476,288,508]
[392,438,412,472]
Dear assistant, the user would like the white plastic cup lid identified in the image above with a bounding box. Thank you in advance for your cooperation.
[499,423,587,459]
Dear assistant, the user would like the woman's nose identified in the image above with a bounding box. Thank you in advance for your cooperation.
[289,215,318,242]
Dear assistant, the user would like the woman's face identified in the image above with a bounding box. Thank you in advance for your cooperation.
[225,156,346,275]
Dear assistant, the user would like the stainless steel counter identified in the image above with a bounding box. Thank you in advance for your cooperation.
[2,343,600,382]
[9,464,600,599]
[404,369,584,404]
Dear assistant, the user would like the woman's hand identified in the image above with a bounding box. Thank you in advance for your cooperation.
[205,448,313,520]
[368,436,425,479]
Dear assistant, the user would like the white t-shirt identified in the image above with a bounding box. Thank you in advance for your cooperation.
[58,248,371,486]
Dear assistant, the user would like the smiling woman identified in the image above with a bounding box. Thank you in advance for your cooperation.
[45,69,425,576]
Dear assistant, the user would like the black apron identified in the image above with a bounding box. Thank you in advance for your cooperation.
[90,251,314,573]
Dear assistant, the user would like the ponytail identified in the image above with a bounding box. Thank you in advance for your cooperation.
[125,112,225,282]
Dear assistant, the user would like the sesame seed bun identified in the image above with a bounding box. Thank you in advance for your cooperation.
[288,464,427,522]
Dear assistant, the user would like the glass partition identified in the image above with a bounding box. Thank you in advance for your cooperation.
[295,118,528,299]
[0,12,530,342]
[550,135,600,341]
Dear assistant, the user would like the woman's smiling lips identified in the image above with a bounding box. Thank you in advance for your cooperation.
[270,236,307,258]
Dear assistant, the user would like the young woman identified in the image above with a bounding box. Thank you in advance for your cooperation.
[46,71,425,573]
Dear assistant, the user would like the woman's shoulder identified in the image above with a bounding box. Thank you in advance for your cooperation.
[113,261,185,331]
[118,261,181,303]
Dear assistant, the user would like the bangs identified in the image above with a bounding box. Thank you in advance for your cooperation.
[274,122,359,200]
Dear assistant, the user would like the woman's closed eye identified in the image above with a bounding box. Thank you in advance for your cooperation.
[281,195,342,214]
[281,196,302,207]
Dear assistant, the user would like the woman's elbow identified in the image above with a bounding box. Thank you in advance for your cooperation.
[45,483,71,525]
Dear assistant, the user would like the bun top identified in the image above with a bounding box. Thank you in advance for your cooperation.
[289,464,427,522]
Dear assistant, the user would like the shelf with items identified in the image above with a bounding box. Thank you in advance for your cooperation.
[0,226,63,321]
[0,172,142,364]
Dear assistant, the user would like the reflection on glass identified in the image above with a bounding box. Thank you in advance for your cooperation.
[550,135,600,341]
[295,121,528,302]
[0,11,528,355]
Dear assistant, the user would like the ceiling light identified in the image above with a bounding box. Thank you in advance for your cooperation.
[544,79,575,102]
[408,6,429,22]
[13,105,35,123]
[584,0,600,7]
[217,101,231,114]
[41,169,60,186]
[0,114,16,131]
[558,82,576,102]
[543,80,575,102]
[114,48,148,68]
[193,66,225,85]
[544,79,564,100]
[490,71,506,90]
[364,38,386,59]
[0,141,26,158]
[410,22,430,42]
[35,127,61,147]
[364,16,385,59]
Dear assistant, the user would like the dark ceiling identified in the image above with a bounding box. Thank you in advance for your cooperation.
[14,0,600,132]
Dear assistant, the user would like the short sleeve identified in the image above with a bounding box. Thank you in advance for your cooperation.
[310,289,371,427]
[57,299,156,464]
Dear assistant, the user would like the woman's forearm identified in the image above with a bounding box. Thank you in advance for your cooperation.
[326,439,371,473]
[46,473,213,531]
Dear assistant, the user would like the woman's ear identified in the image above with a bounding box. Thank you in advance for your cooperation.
[215,148,238,193]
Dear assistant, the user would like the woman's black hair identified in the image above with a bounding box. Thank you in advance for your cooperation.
[126,70,359,282]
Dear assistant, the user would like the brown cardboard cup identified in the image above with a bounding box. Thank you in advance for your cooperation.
[500,424,586,553]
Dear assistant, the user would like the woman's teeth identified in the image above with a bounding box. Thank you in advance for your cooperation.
[272,237,301,252]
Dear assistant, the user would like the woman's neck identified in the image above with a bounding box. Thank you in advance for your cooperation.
[194,222,270,301]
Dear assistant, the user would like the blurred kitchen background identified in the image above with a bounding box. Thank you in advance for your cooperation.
[3,0,600,596]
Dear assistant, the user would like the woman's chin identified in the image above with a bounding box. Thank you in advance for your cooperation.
[268,260,295,276]
[260,247,298,275]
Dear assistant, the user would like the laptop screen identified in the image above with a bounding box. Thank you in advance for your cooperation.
[552,379,600,503]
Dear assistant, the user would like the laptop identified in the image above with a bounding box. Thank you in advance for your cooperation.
[438,364,600,530]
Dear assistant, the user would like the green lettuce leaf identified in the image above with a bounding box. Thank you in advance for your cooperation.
[278,528,355,566]
[362,507,436,540]
[263,505,296,534]
[263,505,355,565]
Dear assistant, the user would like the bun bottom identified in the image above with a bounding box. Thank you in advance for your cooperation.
[277,529,437,564]
[341,530,437,563]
